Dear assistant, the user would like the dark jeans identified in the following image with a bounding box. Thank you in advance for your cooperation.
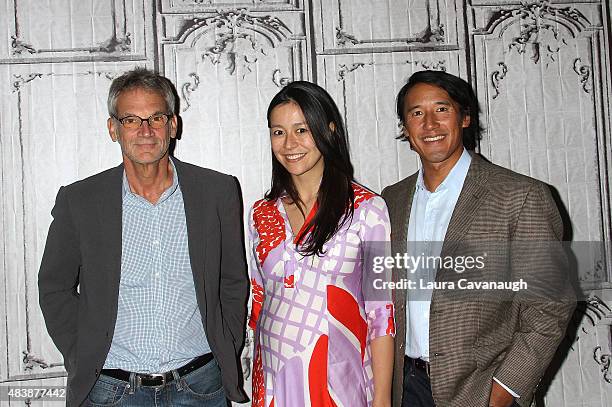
[86,358,228,407]
[402,358,435,407]
[401,358,520,407]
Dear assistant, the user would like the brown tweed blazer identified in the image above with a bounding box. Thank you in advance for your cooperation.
[381,153,575,407]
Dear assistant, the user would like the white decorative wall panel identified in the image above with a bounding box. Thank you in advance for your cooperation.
[541,292,612,406]
[471,0,611,287]
[318,51,462,192]
[1,0,611,405]
[161,8,308,208]
[312,0,463,54]
[1,63,140,385]
[1,0,150,64]
[160,0,302,13]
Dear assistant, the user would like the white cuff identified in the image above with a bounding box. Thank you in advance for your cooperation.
[493,377,520,398]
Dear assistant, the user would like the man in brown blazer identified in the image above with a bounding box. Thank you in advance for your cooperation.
[381,70,575,407]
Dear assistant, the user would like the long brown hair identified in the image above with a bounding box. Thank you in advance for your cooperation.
[266,81,355,256]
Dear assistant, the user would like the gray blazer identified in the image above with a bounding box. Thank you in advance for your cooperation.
[38,158,249,406]
[382,153,575,407]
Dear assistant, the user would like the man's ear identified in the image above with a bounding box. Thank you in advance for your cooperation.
[461,114,471,128]
[108,117,118,142]
[170,115,178,139]
[401,124,409,140]
[328,121,336,133]
[401,124,415,150]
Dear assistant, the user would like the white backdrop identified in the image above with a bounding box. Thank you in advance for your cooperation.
[1,0,612,405]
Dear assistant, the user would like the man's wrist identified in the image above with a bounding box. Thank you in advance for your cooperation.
[493,377,520,398]
[489,380,516,407]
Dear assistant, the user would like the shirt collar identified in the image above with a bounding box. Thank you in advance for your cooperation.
[415,148,472,193]
[122,157,180,204]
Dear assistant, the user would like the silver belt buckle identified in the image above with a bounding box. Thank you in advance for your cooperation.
[138,373,166,388]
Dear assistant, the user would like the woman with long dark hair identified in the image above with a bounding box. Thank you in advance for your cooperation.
[248,81,395,407]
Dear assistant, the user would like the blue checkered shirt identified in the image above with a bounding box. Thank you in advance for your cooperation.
[103,158,210,373]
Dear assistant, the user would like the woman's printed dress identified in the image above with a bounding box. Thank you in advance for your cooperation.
[248,183,396,407]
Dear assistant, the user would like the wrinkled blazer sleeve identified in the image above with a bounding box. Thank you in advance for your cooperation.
[219,176,249,353]
[493,182,576,401]
[38,186,81,368]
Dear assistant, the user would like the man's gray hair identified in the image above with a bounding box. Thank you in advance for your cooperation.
[107,67,177,117]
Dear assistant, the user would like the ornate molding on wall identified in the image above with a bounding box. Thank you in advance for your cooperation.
[12,73,44,92]
[11,35,36,55]
[337,62,374,81]
[161,0,300,13]
[491,62,508,100]
[580,259,606,282]
[337,59,448,82]
[335,28,360,46]
[475,1,592,68]
[272,69,291,88]
[594,345,612,383]
[10,32,132,56]
[335,24,445,47]
[334,0,445,48]
[577,295,611,338]
[12,71,118,93]
[181,73,201,112]
[405,59,446,72]
[476,2,597,100]
[173,9,291,46]
[325,0,452,52]
[6,0,139,62]
[572,295,612,384]
[481,1,591,37]
[174,9,291,79]
[573,58,592,94]
[22,351,53,371]
[172,9,295,111]
[93,33,132,54]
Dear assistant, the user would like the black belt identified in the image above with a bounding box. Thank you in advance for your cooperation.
[100,353,213,387]
[405,356,430,376]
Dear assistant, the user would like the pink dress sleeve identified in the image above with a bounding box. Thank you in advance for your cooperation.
[359,195,396,341]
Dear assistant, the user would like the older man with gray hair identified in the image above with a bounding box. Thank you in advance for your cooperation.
[38,67,249,406]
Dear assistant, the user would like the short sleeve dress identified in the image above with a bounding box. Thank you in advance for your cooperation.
[248,183,396,407]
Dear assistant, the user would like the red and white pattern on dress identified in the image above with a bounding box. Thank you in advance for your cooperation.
[252,198,286,264]
[385,304,396,336]
[252,343,266,407]
[327,286,367,360]
[247,183,395,407]
[249,278,265,330]
[308,335,338,407]
[352,183,374,210]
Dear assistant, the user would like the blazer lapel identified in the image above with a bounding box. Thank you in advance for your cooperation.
[96,164,124,295]
[440,154,490,260]
[390,175,417,255]
[173,159,207,295]
[385,175,417,307]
